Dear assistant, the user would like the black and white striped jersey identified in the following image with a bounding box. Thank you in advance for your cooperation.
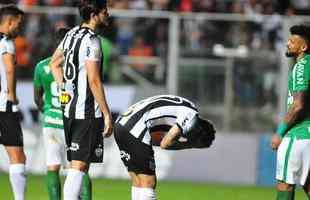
[58,26,103,119]
[116,95,199,145]
[0,33,18,112]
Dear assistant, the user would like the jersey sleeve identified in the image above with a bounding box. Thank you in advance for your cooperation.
[175,108,198,136]
[0,39,15,55]
[84,36,102,62]
[292,58,310,92]
[33,64,42,88]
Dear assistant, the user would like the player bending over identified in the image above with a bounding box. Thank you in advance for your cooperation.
[114,95,215,200]
[271,24,310,200]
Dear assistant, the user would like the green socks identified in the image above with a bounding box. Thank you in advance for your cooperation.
[46,171,61,200]
[80,173,92,200]
[276,191,294,200]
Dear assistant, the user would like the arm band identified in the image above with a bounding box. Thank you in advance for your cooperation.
[276,121,288,138]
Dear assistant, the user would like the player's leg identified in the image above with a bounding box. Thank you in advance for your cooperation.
[80,167,92,200]
[63,160,88,200]
[275,136,297,200]
[129,172,141,200]
[43,127,65,200]
[63,118,88,200]
[303,174,310,199]
[5,146,27,200]
[301,139,310,199]
[137,173,157,200]
[1,112,26,200]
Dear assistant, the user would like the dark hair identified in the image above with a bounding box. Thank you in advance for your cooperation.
[79,0,107,22]
[0,4,24,23]
[55,27,70,44]
[53,27,70,49]
[290,24,310,52]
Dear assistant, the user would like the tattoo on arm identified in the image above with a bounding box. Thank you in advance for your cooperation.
[284,92,305,126]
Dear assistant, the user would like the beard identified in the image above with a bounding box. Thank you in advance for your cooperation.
[285,50,296,58]
[7,30,19,39]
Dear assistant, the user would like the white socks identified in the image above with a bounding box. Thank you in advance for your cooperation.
[132,186,140,200]
[63,169,85,200]
[9,164,26,200]
[132,187,157,200]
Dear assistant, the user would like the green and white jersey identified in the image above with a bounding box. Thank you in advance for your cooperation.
[33,57,63,129]
[286,54,310,139]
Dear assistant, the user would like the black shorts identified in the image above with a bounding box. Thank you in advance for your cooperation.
[64,117,104,163]
[0,112,23,146]
[114,123,155,175]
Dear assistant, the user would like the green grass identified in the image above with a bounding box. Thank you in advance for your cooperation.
[0,174,307,200]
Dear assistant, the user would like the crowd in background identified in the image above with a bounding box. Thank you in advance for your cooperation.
[11,0,310,15]
[1,0,309,116]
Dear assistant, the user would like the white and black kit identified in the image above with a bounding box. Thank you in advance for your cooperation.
[0,33,23,146]
[58,26,105,163]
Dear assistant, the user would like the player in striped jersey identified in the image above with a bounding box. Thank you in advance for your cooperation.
[49,1,113,200]
[114,95,216,200]
[34,27,94,200]
[0,5,26,200]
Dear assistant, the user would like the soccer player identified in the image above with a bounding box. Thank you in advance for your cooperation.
[34,27,95,200]
[271,24,310,200]
[114,95,216,200]
[0,5,26,200]
[49,1,113,200]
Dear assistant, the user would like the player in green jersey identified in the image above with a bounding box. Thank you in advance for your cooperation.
[33,28,92,200]
[271,24,310,200]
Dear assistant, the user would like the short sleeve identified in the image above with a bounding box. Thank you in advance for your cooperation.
[175,108,198,136]
[292,59,310,92]
[0,39,15,55]
[33,64,42,88]
[84,36,102,61]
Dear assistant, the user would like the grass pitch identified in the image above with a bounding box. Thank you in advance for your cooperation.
[0,174,307,200]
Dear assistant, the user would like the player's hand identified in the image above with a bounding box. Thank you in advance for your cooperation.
[103,115,113,138]
[270,134,282,150]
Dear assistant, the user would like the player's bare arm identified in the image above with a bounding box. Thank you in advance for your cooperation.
[33,86,44,112]
[86,59,113,137]
[49,49,64,85]
[3,53,17,102]
[160,125,182,149]
[271,91,305,150]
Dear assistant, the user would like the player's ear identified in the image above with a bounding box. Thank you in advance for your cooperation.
[301,43,308,53]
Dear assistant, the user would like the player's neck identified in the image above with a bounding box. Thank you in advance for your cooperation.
[297,53,306,61]
[81,21,96,31]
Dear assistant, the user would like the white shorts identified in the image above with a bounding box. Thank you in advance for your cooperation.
[43,127,66,166]
[276,137,310,185]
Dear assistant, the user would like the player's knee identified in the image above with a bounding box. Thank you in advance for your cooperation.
[70,160,88,172]
[277,182,294,191]
[139,177,156,188]
[8,149,26,164]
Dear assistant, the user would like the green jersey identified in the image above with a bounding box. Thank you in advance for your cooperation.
[286,54,310,139]
[33,57,63,129]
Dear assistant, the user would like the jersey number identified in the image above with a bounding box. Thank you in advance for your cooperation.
[51,81,61,108]
[64,50,76,81]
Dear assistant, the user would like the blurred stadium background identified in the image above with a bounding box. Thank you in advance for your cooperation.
[0,0,310,199]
